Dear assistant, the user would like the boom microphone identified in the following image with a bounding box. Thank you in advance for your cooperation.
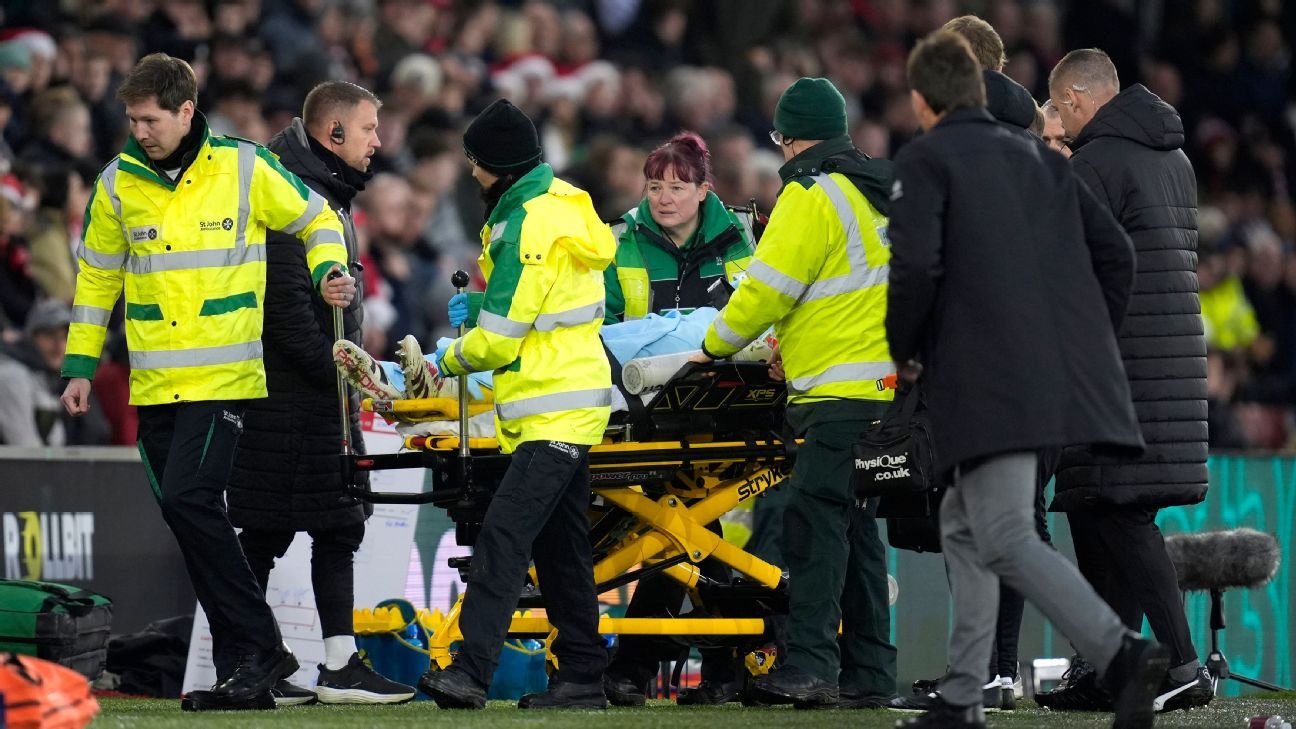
[1164,528,1281,592]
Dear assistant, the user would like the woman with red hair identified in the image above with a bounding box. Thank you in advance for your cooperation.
[602,131,757,707]
[603,132,755,322]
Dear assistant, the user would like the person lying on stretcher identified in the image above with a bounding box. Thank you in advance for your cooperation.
[331,307,776,406]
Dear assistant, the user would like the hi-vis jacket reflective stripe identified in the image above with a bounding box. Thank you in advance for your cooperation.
[439,164,615,453]
[703,171,894,405]
[605,192,754,322]
[63,119,347,406]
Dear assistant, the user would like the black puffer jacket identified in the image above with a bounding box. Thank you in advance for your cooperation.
[227,119,370,531]
[1053,85,1208,511]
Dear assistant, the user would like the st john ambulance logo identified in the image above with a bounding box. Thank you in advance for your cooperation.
[222,217,234,231]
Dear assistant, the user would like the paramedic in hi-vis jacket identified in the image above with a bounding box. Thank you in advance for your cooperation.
[415,99,616,711]
[691,77,899,708]
[59,54,354,712]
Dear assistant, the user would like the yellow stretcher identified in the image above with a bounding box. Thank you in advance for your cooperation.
[346,361,796,674]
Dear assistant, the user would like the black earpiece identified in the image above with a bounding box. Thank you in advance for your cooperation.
[330,122,345,145]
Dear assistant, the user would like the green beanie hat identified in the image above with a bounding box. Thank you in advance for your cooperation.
[774,77,848,140]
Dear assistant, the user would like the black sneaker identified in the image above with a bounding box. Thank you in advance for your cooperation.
[417,667,487,709]
[181,689,275,711]
[519,680,608,709]
[1154,667,1213,712]
[602,674,646,707]
[211,644,299,704]
[315,653,415,704]
[271,679,317,707]
[889,692,936,712]
[752,665,838,707]
[677,680,742,706]
[894,694,987,729]
[1103,635,1170,729]
[835,691,898,709]
[1035,656,1112,711]
[911,677,939,696]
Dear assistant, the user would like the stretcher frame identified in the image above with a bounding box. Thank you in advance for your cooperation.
[347,362,796,672]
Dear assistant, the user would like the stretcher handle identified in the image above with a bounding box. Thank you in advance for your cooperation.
[451,270,471,459]
[328,269,352,462]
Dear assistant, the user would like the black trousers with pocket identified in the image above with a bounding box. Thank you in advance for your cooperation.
[136,401,281,682]
[1067,507,1197,668]
[453,440,608,688]
[238,523,366,640]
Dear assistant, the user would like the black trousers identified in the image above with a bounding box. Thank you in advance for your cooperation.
[987,448,1056,680]
[238,523,366,640]
[1067,507,1197,668]
[454,440,608,688]
[607,519,737,689]
[137,401,280,681]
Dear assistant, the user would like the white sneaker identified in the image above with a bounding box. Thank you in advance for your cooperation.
[397,334,439,399]
[1003,674,1023,699]
[333,340,403,400]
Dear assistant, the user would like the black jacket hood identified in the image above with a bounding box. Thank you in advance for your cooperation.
[267,118,364,209]
[1070,84,1185,153]
[984,70,1036,130]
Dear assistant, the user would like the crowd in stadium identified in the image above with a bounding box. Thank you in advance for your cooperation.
[0,0,1291,451]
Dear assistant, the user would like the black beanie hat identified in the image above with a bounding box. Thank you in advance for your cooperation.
[463,99,542,174]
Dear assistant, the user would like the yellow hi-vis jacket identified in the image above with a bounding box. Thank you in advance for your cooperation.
[63,119,348,405]
[439,164,615,453]
[702,170,894,405]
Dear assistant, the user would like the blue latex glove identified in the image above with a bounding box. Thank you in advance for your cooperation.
[432,338,486,400]
[432,342,449,375]
[448,293,469,328]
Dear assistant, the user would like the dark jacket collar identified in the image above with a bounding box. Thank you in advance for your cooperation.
[983,70,1036,130]
[268,118,367,210]
[1069,84,1185,153]
[486,163,554,227]
[934,106,997,129]
[121,111,211,189]
[777,134,895,216]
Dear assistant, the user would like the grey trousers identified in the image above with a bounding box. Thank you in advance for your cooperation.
[939,452,1128,706]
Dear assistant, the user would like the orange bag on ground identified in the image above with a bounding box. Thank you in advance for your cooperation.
[0,652,100,729]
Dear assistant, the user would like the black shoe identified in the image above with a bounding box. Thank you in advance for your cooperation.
[894,694,987,728]
[1103,635,1170,729]
[270,680,317,707]
[888,692,936,712]
[1035,656,1112,711]
[181,689,275,711]
[417,667,486,709]
[1154,667,1213,712]
[911,677,939,696]
[519,680,608,709]
[752,665,838,707]
[677,680,742,706]
[316,652,416,705]
[211,644,299,703]
[836,691,898,709]
[603,674,647,707]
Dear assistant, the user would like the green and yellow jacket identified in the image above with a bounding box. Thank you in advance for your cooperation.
[64,114,347,405]
[703,136,895,406]
[604,192,754,322]
[440,164,615,453]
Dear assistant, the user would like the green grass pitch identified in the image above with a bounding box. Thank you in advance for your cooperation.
[92,694,1296,728]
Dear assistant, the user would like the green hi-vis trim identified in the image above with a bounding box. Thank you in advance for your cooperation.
[199,291,257,316]
[126,302,164,320]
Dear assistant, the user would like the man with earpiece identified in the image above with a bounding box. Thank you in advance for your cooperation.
[224,80,417,706]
